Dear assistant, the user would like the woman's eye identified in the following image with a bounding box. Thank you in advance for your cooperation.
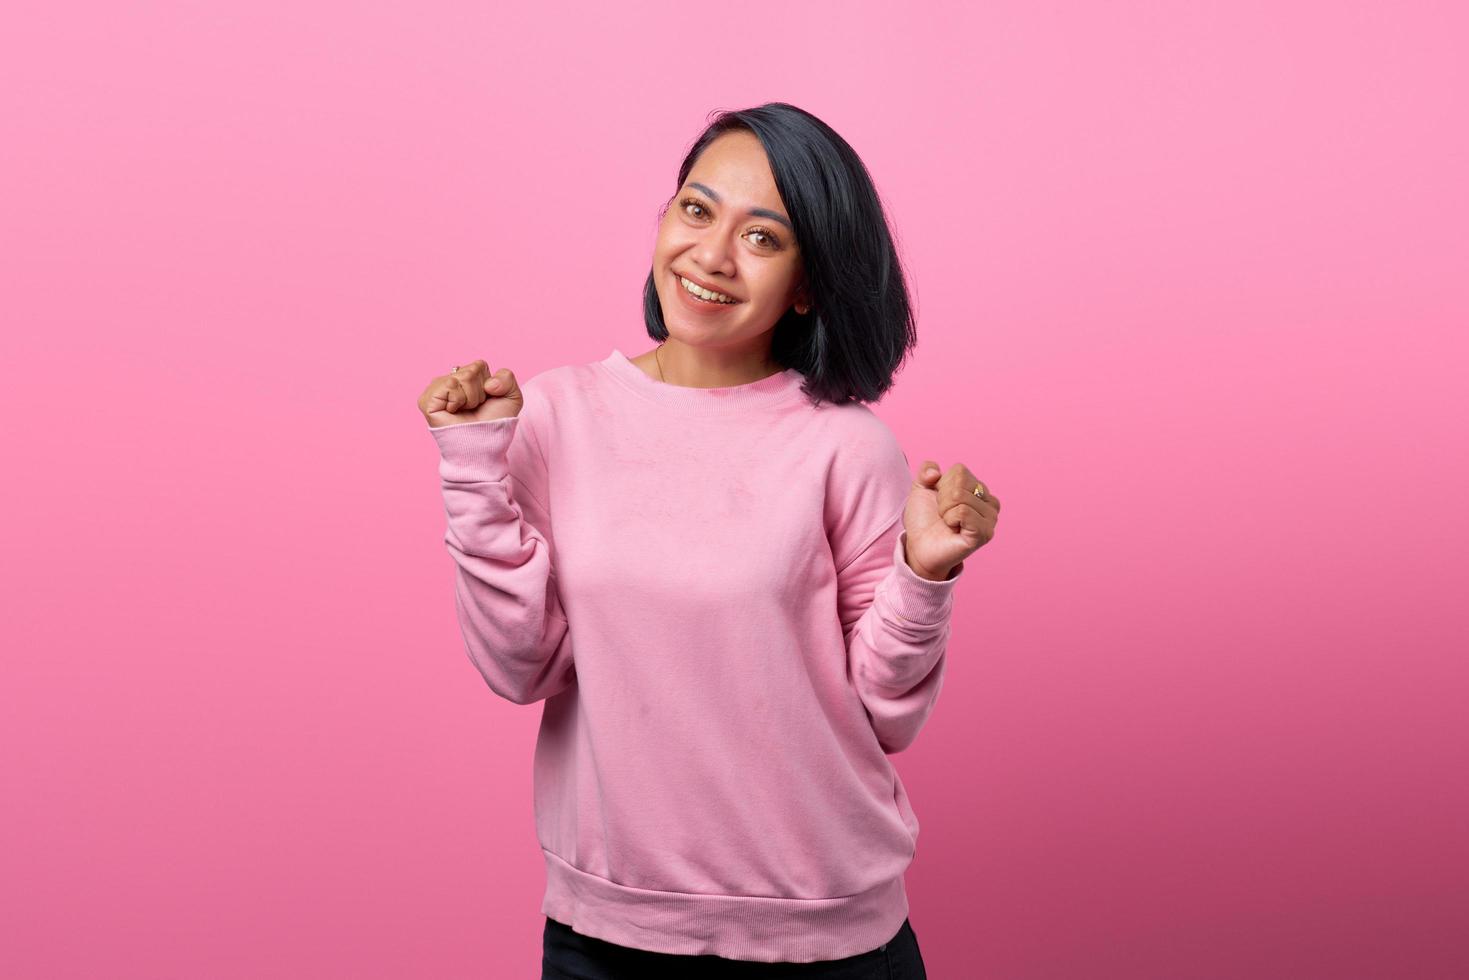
[747,228,781,250]
[680,198,708,219]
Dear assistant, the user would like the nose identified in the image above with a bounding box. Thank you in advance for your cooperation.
[688,227,737,280]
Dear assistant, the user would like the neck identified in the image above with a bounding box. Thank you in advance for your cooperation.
[655,337,782,389]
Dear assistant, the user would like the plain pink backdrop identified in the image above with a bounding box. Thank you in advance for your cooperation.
[3,1,1465,977]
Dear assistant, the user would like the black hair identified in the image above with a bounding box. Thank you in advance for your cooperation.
[642,102,918,406]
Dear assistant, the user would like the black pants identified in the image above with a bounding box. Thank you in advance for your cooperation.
[542,915,927,979]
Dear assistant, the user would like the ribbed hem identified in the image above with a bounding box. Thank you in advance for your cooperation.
[539,848,910,964]
[598,348,808,417]
[426,417,517,482]
[883,529,962,625]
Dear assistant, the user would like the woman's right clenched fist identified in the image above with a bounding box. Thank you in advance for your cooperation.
[418,360,523,427]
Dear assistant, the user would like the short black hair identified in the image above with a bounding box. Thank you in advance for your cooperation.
[643,102,918,406]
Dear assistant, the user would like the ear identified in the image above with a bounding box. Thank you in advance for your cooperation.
[793,280,812,315]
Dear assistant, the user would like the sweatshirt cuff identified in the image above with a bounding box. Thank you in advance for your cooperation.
[428,416,518,482]
[884,529,962,625]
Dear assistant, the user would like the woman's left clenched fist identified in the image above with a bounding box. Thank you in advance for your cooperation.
[902,460,1000,581]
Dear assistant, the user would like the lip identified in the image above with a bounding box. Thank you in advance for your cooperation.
[673,269,742,303]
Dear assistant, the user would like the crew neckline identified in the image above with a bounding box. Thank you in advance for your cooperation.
[599,348,808,416]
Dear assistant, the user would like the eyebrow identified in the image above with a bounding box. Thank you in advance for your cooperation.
[685,181,794,233]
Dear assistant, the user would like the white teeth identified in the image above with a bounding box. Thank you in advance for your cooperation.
[679,275,736,304]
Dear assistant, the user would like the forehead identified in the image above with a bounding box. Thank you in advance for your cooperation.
[686,131,782,205]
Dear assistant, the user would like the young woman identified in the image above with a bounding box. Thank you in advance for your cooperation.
[417,102,1000,978]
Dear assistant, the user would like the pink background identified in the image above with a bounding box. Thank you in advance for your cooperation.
[3,1,1465,977]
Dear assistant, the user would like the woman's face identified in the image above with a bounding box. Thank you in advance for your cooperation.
[651,130,808,354]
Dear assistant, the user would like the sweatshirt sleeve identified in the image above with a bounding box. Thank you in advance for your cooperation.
[837,519,963,754]
[826,419,964,754]
[427,411,576,705]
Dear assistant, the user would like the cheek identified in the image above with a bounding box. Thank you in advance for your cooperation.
[653,227,688,265]
[744,266,797,307]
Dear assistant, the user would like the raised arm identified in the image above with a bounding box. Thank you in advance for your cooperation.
[825,417,965,754]
[427,390,575,705]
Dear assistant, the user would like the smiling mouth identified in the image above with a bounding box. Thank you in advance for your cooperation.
[674,271,740,304]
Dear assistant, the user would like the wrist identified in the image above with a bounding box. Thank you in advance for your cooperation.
[902,538,963,581]
[908,560,961,582]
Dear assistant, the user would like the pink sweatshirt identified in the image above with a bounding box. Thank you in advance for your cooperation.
[427,348,964,963]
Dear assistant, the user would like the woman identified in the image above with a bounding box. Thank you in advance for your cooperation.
[417,102,1000,978]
